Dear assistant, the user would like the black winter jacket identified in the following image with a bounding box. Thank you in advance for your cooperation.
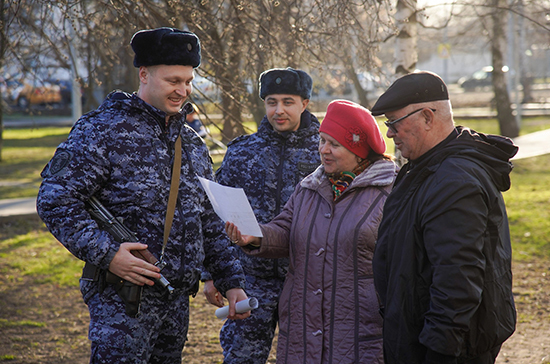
[373,127,518,363]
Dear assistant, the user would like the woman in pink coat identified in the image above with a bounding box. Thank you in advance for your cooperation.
[227,100,398,363]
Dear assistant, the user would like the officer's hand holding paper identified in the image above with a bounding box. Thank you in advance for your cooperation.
[199,177,261,319]
[198,177,263,238]
[215,297,259,320]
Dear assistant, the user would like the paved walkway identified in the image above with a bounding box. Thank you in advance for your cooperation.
[510,128,550,160]
[0,197,37,217]
[0,128,548,217]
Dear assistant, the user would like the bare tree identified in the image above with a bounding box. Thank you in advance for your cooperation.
[174,0,395,140]
[383,0,420,166]
[302,1,394,109]
[3,0,135,117]
[491,0,519,137]
[0,0,8,162]
[460,0,522,137]
[394,0,418,76]
[2,0,398,148]
[419,0,550,137]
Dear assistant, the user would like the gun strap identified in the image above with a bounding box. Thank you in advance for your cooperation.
[161,134,182,261]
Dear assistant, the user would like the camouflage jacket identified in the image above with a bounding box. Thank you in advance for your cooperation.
[37,91,245,295]
[203,110,321,280]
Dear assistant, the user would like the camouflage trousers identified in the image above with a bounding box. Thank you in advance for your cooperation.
[86,284,190,364]
[220,275,285,364]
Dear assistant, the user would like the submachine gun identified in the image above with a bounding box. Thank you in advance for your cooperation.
[86,196,174,317]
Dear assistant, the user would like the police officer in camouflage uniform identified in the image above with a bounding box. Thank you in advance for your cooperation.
[202,68,321,363]
[36,27,249,364]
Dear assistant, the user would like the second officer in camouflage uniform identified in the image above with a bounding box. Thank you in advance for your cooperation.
[202,68,321,363]
[37,27,249,364]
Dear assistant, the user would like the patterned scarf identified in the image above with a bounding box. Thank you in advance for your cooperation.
[328,158,371,200]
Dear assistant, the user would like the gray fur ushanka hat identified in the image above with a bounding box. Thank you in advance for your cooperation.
[131,27,201,68]
[259,67,312,100]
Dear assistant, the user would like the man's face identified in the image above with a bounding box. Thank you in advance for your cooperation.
[384,107,431,161]
[138,65,194,115]
[264,94,308,133]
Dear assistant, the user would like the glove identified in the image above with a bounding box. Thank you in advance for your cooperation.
[423,348,458,364]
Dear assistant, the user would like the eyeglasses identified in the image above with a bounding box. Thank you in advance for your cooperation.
[384,108,436,134]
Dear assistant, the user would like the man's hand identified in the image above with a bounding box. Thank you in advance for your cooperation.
[203,280,225,307]
[108,242,161,286]
[226,288,251,320]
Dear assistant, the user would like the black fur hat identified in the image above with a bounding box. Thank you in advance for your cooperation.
[259,67,312,100]
[131,27,201,68]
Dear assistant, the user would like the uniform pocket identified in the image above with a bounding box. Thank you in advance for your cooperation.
[80,279,99,305]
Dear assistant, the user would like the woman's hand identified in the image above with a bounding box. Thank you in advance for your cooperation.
[225,222,261,247]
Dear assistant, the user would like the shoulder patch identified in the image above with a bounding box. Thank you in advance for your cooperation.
[47,149,74,176]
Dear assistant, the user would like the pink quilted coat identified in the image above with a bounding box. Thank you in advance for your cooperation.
[245,159,398,363]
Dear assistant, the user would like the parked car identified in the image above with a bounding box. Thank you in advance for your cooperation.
[0,78,21,106]
[15,81,62,108]
[458,66,509,91]
[47,78,87,106]
[52,79,72,105]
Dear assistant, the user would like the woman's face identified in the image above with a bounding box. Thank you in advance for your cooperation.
[319,132,360,174]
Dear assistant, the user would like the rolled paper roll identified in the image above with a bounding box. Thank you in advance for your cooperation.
[215,297,259,319]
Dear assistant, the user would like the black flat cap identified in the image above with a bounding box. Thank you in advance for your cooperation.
[131,27,201,68]
[259,67,312,100]
[371,71,448,116]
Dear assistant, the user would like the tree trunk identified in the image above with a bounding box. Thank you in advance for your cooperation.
[491,0,519,138]
[220,88,246,143]
[342,49,370,108]
[346,67,370,108]
[248,82,265,129]
[521,75,534,103]
[394,0,418,76]
[218,31,246,143]
[393,0,418,166]
[0,0,6,162]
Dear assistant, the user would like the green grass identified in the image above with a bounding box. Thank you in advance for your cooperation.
[0,118,549,290]
[0,215,84,286]
[455,116,550,136]
[0,354,17,360]
[1,127,71,199]
[0,318,46,328]
[504,154,550,261]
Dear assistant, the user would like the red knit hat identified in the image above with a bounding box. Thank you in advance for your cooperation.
[319,99,386,159]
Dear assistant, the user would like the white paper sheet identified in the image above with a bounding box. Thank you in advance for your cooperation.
[198,177,263,237]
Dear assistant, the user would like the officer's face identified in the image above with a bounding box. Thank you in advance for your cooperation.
[138,65,194,115]
[264,94,308,133]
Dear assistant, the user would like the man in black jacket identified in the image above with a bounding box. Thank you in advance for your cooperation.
[372,71,517,364]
